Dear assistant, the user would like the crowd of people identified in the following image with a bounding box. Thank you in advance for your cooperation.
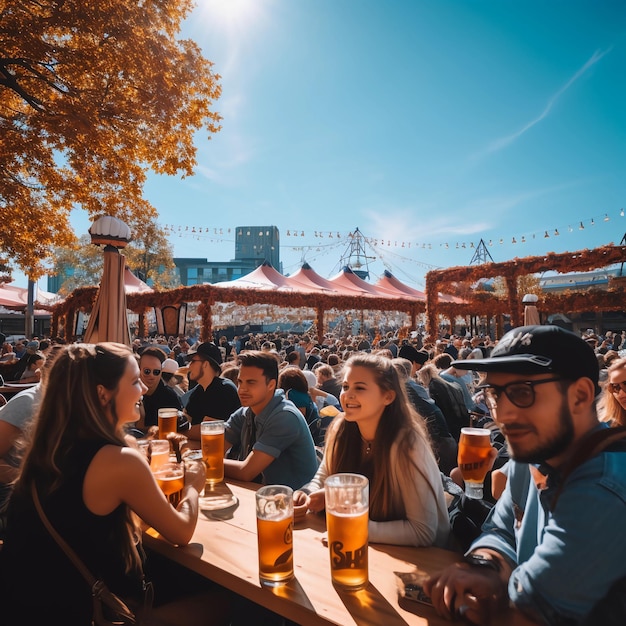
[0,323,625,625]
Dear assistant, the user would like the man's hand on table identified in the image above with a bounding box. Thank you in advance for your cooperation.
[424,560,508,625]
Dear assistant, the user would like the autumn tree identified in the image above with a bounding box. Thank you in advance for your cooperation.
[122,220,180,290]
[0,258,12,285]
[0,0,221,279]
[52,223,180,295]
[51,235,104,296]
[517,273,542,298]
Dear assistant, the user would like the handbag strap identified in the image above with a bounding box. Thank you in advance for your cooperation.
[31,482,146,624]
[31,481,98,589]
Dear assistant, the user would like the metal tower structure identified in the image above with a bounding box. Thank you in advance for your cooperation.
[338,227,376,280]
[469,238,495,265]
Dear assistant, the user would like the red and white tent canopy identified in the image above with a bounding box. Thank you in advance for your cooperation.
[212,261,455,302]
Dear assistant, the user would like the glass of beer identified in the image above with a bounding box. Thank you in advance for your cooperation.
[201,420,225,487]
[158,408,179,440]
[149,439,171,471]
[325,473,369,591]
[458,427,493,499]
[256,485,294,587]
[153,461,185,504]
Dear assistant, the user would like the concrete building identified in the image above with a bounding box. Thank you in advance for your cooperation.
[174,225,281,286]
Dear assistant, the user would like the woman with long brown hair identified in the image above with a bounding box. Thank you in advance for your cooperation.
[294,353,449,547]
[0,343,210,624]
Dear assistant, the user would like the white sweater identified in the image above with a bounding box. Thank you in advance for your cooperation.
[303,433,450,548]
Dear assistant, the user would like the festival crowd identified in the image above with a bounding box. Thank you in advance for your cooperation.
[0,323,625,625]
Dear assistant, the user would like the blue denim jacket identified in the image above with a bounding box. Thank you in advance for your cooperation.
[471,427,626,624]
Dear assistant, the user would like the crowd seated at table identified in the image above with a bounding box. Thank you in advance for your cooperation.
[0,324,626,625]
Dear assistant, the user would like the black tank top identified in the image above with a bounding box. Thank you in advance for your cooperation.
[0,439,143,624]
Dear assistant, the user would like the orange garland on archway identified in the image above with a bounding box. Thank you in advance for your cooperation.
[425,244,626,334]
[47,244,626,341]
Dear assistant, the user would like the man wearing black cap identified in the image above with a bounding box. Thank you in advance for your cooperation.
[425,325,626,625]
[398,343,430,382]
[184,342,241,442]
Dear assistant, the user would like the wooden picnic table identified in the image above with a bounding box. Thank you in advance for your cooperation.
[144,479,496,626]
[0,382,37,398]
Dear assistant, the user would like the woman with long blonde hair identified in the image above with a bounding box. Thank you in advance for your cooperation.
[600,357,626,426]
[294,353,449,547]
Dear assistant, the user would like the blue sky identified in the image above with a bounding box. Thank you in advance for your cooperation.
[18,0,626,291]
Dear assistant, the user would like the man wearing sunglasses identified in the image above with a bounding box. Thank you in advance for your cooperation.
[183,341,241,443]
[425,325,626,626]
[136,346,181,432]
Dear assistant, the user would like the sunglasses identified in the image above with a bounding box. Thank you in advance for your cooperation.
[142,368,161,376]
[608,381,626,395]
[477,377,562,409]
[188,358,206,365]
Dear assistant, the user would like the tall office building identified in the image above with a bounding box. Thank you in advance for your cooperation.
[174,225,281,286]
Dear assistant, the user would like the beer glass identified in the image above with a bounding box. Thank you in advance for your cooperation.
[158,408,179,440]
[256,485,294,587]
[458,427,493,499]
[201,420,225,486]
[325,473,369,591]
[153,461,185,502]
[149,439,171,471]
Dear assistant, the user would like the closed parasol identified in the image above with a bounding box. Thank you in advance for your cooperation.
[523,293,541,326]
[83,217,132,345]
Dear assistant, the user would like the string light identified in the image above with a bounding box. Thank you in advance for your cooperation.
[163,211,622,258]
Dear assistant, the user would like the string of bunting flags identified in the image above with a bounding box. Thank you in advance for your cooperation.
[161,206,624,252]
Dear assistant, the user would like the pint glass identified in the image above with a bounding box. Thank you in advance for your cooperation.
[149,439,171,471]
[200,420,225,486]
[158,408,179,440]
[256,485,294,587]
[458,427,492,499]
[153,461,185,498]
[325,473,369,591]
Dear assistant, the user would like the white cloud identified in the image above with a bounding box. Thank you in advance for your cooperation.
[475,48,611,159]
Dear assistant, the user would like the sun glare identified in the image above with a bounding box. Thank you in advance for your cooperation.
[197,0,266,34]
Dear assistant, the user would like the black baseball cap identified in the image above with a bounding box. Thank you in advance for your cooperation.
[453,325,600,395]
[185,341,222,373]
[398,344,429,365]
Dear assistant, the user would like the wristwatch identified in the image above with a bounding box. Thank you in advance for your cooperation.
[463,553,501,573]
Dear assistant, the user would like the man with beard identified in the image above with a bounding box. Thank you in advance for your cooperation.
[183,342,241,443]
[425,325,626,626]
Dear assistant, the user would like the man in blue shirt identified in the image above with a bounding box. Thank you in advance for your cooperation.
[425,325,626,625]
[223,351,318,490]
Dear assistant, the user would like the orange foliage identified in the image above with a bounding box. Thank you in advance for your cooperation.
[0,0,221,278]
[425,245,626,332]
